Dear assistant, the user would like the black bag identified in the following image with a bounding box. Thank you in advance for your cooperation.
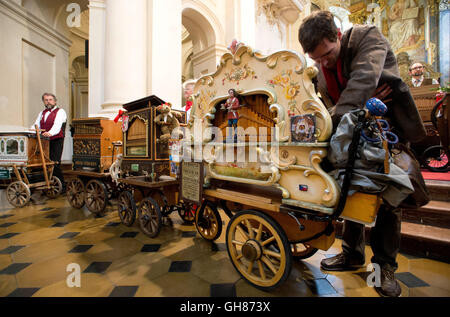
[392,143,431,208]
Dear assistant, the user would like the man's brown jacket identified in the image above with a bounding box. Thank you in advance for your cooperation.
[315,25,426,143]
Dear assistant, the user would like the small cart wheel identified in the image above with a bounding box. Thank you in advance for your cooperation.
[138,197,162,238]
[291,243,318,261]
[45,176,63,199]
[226,210,292,291]
[423,145,449,172]
[6,181,31,208]
[195,201,222,241]
[66,178,85,209]
[151,190,173,217]
[178,201,197,224]
[118,190,136,227]
[85,179,108,215]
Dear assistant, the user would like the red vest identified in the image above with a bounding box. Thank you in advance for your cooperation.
[40,107,64,140]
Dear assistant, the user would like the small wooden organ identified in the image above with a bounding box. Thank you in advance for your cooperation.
[121,95,186,178]
[71,117,123,172]
[0,131,49,168]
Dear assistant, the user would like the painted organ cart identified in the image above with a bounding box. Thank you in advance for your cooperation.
[65,117,123,214]
[0,129,62,207]
[183,44,383,290]
[115,96,196,237]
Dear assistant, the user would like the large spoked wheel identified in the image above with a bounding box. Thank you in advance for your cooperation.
[118,191,137,227]
[138,197,162,238]
[195,201,222,241]
[291,243,318,261]
[226,210,292,291]
[44,176,63,199]
[423,145,449,172]
[66,178,85,209]
[85,179,108,215]
[6,181,31,208]
[178,201,197,224]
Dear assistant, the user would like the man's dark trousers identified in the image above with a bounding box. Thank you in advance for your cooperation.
[341,204,401,270]
[49,137,65,190]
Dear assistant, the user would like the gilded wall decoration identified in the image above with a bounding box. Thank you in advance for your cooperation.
[256,0,283,34]
[346,0,440,76]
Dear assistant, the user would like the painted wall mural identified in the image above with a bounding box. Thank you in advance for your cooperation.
[313,0,444,83]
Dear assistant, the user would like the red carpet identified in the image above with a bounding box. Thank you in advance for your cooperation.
[421,169,450,181]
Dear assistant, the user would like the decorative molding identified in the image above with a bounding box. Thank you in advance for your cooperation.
[0,0,72,51]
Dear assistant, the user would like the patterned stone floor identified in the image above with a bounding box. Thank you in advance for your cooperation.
[0,190,449,298]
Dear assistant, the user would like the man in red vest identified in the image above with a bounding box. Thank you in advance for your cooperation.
[32,93,67,192]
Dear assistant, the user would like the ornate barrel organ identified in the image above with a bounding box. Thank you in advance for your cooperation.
[186,45,341,215]
[71,118,123,172]
[121,95,186,179]
[0,131,49,167]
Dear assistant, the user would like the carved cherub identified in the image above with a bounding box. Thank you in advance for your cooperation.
[154,103,183,142]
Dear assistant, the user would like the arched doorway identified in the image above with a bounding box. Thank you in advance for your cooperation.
[181,4,226,81]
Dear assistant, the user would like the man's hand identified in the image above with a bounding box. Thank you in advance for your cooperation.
[373,83,393,103]
[42,132,52,138]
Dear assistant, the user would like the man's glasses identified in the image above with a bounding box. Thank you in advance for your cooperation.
[410,66,424,71]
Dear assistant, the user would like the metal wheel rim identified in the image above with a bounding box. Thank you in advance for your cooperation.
[196,205,220,240]
[118,191,136,226]
[138,198,162,238]
[179,201,196,223]
[66,178,85,209]
[6,181,31,207]
[227,213,289,289]
[425,146,449,170]
[85,179,107,214]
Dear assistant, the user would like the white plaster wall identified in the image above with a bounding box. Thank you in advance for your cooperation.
[0,0,72,161]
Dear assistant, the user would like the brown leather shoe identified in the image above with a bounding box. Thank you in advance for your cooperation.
[375,267,401,297]
[320,253,365,271]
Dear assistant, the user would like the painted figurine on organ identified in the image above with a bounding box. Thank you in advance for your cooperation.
[220,88,241,142]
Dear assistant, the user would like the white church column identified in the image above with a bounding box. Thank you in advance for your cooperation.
[101,0,147,116]
[147,0,182,109]
[88,0,106,116]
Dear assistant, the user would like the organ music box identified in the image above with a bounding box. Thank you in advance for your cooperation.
[0,131,49,165]
[71,118,123,172]
[0,130,50,182]
[121,95,186,178]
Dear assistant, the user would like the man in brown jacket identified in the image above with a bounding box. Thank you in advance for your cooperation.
[298,11,426,297]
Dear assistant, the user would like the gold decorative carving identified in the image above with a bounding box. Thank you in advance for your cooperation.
[289,150,339,205]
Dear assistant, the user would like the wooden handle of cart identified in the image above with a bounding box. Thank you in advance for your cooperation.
[35,124,50,189]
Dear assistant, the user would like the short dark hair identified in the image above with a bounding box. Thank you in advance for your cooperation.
[298,11,339,54]
[42,93,57,102]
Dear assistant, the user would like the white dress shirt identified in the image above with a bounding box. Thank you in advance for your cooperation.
[32,106,67,136]
[411,76,439,87]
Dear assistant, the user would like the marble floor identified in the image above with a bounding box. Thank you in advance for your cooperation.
[0,190,449,298]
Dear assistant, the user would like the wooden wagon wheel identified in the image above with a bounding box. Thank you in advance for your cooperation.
[85,179,108,215]
[117,190,137,226]
[66,178,85,209]
[137,197,162,238]
[291,243,318,261]
[195,201,222,241]
[178,200,196,224]
[150,190,173,217]
[6,181,31,208]
[226,210,292,291]
[44,176,63,199]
